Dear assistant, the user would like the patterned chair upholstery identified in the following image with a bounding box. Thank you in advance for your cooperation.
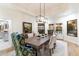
[11,32,35,56]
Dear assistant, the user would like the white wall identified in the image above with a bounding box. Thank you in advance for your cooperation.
[55,13,79,45]
[0,6,54,50]
[0,6,36,50]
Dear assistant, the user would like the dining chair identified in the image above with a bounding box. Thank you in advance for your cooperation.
[48,34,57,56]
[11,32,35,56]
[44,34,56,56]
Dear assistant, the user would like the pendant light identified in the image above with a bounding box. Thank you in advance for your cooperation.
[36,3,47,23]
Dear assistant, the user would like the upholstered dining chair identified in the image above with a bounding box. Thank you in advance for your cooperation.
[11,32,35,56]
[43,34,56,56]
[48,34,57,55]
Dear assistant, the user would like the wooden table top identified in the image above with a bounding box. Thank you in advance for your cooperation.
[25,36,49,48]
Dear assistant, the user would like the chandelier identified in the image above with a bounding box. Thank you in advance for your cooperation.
[36,3,48,23]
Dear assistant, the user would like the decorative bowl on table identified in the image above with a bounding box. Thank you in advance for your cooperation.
[37,35,41,40]
[41,34,45,38]
[45,34,47,37]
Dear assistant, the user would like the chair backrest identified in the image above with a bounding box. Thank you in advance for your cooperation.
[48,30,53,36]
[11,32,23,56]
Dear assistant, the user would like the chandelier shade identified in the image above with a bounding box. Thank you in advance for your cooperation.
[36,3,48,23]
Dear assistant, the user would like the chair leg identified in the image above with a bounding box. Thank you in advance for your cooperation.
[49,49,52,56]
[54,43,56,49]
[49,48,54,56]
[52,48,54,53]
[36,49,41,56]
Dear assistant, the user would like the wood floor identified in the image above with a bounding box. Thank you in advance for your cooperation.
[68,42,79,56]
[55,39,79,56]
[1,40,79,56]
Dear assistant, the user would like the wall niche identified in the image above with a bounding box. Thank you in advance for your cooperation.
[0,20,9,42]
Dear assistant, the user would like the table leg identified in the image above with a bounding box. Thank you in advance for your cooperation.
[36,49,41,56]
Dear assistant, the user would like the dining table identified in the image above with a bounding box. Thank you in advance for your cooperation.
[25,36,50,55]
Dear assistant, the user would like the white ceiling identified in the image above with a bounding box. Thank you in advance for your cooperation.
[13,3,69,18]
[0,3,79,19]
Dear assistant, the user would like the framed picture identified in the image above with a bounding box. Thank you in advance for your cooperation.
[67,19,77,37]
[38,23,45,34]
[23,22,32,33]
[49,24,54,30]
[0,21,9,32]
[4,23,9,29]
[56,23,62,33]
